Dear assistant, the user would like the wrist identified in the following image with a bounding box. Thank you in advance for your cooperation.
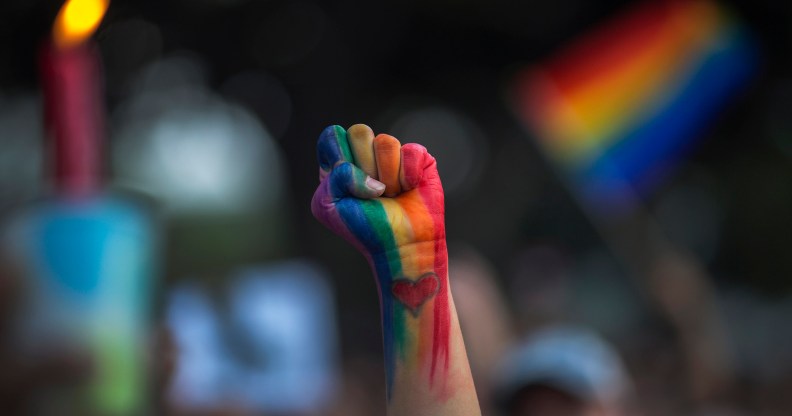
[366,238,456,402]
[366,239,449,319]
[368,240,449,283]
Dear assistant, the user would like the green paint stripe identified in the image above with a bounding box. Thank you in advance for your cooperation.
[335,125,354,163]
[394,302,409,359]
[351,166,371,195]
[360,201,410,351]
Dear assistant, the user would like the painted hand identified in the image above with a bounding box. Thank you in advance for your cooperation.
[311,124,453,400]
[311,124,445,263]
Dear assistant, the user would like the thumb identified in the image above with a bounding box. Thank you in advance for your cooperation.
[330,162,386,199]
[312,162,385,224]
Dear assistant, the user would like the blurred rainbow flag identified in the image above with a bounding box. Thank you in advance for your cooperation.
[512,0,757,214]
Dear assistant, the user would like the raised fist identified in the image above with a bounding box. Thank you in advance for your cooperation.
[311,124,445,262]
[311,125,480,414]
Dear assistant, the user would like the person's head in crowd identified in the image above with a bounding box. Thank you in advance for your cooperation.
[494,325,633,416]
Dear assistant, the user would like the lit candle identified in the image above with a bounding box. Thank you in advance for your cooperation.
[39,0,109,196]
[19,1,156,413]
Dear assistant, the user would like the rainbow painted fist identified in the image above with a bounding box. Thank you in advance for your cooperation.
[311,124,453,398]
[311,124,445,257]
[311,123,447,312]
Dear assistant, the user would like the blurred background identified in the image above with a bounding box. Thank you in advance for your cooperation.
[1,0,791,415]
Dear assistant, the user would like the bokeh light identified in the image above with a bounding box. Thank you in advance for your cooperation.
[112,56,284,216]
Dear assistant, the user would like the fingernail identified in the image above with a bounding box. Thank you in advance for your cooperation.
[366,177,386,193]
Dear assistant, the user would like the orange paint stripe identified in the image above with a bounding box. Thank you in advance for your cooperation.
[394,193,437,372]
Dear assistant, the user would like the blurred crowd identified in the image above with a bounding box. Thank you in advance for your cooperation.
[2,0,792,415]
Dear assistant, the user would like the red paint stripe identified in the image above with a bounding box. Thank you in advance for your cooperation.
[545,0,685,91]
[417,167,450,392]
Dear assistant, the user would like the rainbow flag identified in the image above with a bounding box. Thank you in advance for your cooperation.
[512,0,757,213]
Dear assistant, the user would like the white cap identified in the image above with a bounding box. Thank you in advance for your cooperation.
[493,325,631,408]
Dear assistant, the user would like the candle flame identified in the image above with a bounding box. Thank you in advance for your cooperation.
[52,0,109,49]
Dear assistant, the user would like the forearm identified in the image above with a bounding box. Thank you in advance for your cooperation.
[310,124,478,413]
[370,240,481,416]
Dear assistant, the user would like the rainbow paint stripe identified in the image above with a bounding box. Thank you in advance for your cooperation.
[312,125,451,400]
[513,0,757,212]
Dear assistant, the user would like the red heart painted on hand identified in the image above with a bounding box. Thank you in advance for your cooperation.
[391,272,440,316]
